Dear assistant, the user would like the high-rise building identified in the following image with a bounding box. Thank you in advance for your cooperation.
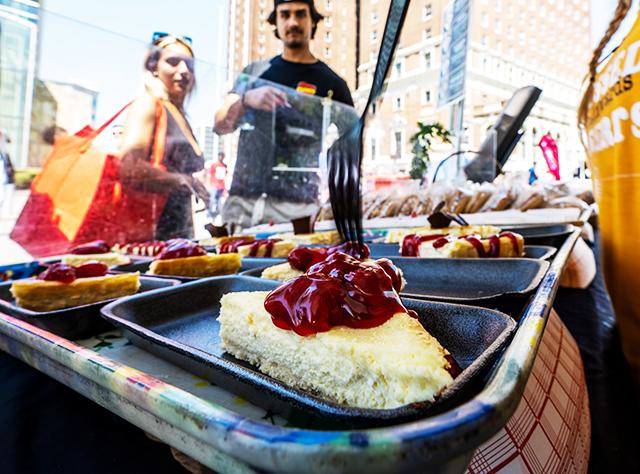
[227,0,358,91]
[356,0,592,178]
[0,0,41,167]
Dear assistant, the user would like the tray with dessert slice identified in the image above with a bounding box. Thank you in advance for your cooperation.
[342,242,556,260]
[101,274,515,427]
[0,262,180,340]
[239,236,550,302]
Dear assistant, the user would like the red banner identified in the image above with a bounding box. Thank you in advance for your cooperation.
[538,133,561,180]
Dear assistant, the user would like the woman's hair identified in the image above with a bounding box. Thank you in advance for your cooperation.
[267,4,324,39]
[578,0,632,145]
[143,40,196,102]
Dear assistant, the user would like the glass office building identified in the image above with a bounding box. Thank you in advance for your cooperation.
[0,0,40,167]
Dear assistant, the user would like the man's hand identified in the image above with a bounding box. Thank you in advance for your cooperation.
[242,86,290,112]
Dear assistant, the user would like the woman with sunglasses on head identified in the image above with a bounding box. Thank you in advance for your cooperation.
[118,33,209,240]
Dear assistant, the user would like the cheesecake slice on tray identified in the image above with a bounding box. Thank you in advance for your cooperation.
[219,252,457,409]
[401,231,525,258]
[271,230,341,246]
[61,240,131,268]
[11,262,139,312]
[385,225,502,244]
[147,239,241,278]
[218,238,296,258]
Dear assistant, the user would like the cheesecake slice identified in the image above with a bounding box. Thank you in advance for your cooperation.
[237,240,296,258]
[148,253,241,277]
[272,230,341,246]
[11,272,140,312]
[387,225,502,244]
[261,262,303,282]
[417,233,525,258]
[62,253,131,268]
[219,291,454,409]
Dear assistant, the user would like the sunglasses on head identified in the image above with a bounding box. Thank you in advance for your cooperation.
[152,31,193,45]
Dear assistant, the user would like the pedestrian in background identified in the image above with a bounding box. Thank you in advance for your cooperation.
[208,151,227,215]
[119,33,208,240]
[0,128,16,219]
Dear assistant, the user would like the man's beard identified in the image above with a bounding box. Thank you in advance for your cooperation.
[285,39,305,49]
[283,27,306,49]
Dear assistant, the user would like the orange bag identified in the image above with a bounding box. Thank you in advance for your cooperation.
[11,101,169,257]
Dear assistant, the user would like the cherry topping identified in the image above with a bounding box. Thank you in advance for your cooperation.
[70,240,110,255]
[75,261,108,278]
[288,242,371,271]
[265,252,414,336]
[123,240,167,256]
[401,234,446,256]
[219,238,256,254]
[157,239,207,260]
[288,247,328,271]
[38,263,77,284]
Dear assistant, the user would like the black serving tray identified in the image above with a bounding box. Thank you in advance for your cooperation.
[365,243,555,260]
[502,224,576,248]
[111,257,285,282]
[101,275,515,428]
[244,258,549,302]
[0,275,180,340]
[395,258,549,302]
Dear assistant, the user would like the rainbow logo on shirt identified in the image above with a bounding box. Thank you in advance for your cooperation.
[296,81,318,95]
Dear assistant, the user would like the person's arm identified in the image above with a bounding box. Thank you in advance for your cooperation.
[118,95,194,192]
[214,87,291,135]
[213,93,244,135]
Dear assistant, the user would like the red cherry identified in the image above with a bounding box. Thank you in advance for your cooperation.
[38,263,76,284]
[75,261,108,278]
[70,240,110,255]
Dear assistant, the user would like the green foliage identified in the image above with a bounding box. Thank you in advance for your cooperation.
[409,122,451,180]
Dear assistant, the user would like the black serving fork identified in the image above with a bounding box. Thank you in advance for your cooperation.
[328,0,411,247]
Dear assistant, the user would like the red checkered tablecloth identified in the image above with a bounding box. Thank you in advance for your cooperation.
[468,310,590,474]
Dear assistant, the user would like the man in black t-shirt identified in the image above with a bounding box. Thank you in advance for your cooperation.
[214,0,354,228]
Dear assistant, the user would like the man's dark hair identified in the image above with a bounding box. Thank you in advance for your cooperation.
[267,1,324,39]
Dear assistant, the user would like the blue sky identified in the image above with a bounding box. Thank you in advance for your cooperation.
[37,0,637,130]
[38,0,228,128]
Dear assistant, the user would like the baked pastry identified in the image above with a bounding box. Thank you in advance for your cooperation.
[148,239,241,277]
[11,262,140,311]
[62,240,131,267]
[405,231,525,258]
[219,253,457,409]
